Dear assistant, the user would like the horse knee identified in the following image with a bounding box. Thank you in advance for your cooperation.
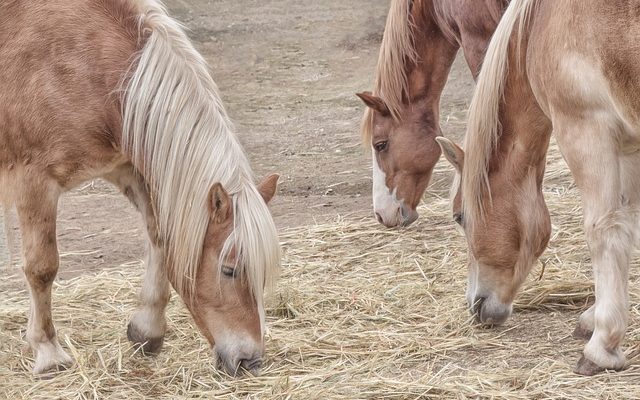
[584,213,634,253]
[24,263,57,287]
[23,246,59,289]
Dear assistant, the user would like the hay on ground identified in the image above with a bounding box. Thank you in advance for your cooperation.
[2,141,640,399]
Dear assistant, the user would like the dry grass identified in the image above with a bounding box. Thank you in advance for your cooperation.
[3,141,640,399]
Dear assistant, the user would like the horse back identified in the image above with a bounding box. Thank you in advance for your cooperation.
[527,0,640,130]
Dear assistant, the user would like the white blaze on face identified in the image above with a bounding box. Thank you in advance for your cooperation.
[372,150,402,225]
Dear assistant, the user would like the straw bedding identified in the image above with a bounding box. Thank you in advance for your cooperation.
[2,141,640,399]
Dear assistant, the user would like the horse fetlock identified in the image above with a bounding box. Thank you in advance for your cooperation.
[127,320,165,355]
[573,309,595,340]
[572,324,594,341]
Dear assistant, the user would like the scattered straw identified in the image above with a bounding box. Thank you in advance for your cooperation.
[2,140,640,399]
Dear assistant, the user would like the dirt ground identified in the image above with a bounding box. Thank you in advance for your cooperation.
[0,0,474,278]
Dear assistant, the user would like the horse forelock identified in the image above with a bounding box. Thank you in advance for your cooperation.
[222,185,281,335]
[121,0,280,309]
[461,0,536,231]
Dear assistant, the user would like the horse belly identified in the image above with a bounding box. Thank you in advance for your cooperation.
[0,92,126,192]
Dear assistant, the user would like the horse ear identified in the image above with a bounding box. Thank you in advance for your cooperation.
[258,174,279,204]
[356,92,390,116]
[435,137,464,173]
[208,183,232,224]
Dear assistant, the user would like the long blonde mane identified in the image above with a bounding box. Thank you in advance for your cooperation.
[361,0,417,143]
[121,1,280,306]
[461,0,536,225]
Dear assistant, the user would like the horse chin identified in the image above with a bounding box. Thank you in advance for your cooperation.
[400,205,419,227]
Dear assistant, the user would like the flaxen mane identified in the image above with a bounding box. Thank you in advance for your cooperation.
[361,0,417,143]
[461,0,536,227]
[121,0,280,313]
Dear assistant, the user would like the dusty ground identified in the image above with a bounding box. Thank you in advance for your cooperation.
[164,0,472,227]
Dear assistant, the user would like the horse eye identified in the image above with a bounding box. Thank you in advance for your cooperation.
[222,266,236,278]
[374,140,388,152]
[453,212,463,226]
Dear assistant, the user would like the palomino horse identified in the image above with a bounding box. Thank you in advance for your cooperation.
[356,0,507,228]
[438,0,640,375]
[0,0,280,376]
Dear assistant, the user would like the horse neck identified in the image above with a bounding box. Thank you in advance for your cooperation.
[483,33,553,286]
[402,1,459,112]
[490,36,551,193]
[435,0,507,78]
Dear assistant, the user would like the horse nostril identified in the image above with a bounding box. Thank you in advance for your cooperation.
[240,357,262,373]
[473,296,486,320]
[375,212,383,224]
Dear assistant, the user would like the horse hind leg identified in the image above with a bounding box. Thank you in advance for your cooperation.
[16,177,72,375]
[104,165,170,354]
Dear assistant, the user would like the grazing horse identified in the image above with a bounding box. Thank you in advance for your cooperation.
[356,0,507,228]
[438,0,640,375]
[0,0,280,376]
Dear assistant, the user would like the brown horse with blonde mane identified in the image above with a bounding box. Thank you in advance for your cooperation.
[356,0,507,228]
[0,0,280,376]
[438,0,640,375]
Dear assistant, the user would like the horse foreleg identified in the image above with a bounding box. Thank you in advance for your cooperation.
[577,208,632,375]
[16,178,72,375]
[556,119,636,375]
[127,242,170,354]
[104,165,170,354]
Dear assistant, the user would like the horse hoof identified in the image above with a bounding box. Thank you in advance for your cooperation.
[572,325,593,341]
[127,322,164,355]
[35,362,71,379]
[574,355,605,376]
[33,354,73,378]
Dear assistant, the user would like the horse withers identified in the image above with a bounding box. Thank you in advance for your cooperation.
[439,0,640,375]
[0,0,280,376]
[357,0,507,228]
